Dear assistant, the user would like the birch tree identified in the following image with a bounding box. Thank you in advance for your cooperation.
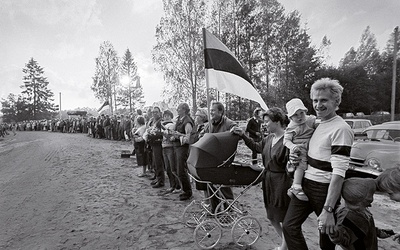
[152,0,206,111]
[92,41,119,114]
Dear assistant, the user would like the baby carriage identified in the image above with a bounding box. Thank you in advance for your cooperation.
[184,131,265,249]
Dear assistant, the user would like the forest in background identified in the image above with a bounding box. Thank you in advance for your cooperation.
[1,0,399,122]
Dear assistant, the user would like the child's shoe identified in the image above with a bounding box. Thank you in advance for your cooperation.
[288,187,309,201]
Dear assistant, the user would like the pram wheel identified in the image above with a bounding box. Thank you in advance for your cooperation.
[194,220,222,249]
[182,200,207,228]
[231,216,262,247]
[214,201,241,227]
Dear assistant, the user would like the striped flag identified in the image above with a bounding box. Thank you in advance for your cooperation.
[203,28,268,111]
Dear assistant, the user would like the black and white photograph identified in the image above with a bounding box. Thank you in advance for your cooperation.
[1,0,399,249]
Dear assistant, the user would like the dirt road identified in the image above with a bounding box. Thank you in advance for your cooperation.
[0,131,399,250]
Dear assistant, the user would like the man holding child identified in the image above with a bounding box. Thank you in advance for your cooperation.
[283,78,354,250]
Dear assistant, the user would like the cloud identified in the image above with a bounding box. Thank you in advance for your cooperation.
[331,16,348,29]
[354,10,367,16]
[45,42,85,60]
[134,52,164,106]
[2,0,101,31]
[0,65,24,100]
[131,0,162,15]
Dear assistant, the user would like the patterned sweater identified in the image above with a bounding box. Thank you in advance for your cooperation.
[305,115,354,183]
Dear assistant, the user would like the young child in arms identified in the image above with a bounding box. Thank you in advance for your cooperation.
[283,98,316,201]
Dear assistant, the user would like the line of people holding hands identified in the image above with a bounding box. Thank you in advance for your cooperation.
[126,77,399,249]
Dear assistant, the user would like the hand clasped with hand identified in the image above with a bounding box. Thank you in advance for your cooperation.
[230,127,244,136]
[318,211,335,235]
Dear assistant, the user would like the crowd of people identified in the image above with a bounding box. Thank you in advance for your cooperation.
[127,78,400,249]
[130,102,238,202]
[0,113,140,141]
[2,77,400,249]
[1,118,90,135]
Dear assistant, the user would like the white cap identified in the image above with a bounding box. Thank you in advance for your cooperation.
[286,98,308,117]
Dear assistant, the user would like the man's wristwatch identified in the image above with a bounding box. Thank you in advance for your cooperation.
[323,205,334,213]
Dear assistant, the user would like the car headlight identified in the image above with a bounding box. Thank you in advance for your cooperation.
[366,158,383,172]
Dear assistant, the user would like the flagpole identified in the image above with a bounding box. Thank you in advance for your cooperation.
[203,28,212,127]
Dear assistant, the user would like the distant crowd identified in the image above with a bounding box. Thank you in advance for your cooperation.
[0,112,139,141]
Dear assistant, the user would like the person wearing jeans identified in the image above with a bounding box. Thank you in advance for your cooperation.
[161,110,180,194]
[143,107,165,188]
[172,103,194,201]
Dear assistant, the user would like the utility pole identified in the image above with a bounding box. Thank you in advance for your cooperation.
[59,92,62,119]
[391,26,398,121]
[128,71,132,113]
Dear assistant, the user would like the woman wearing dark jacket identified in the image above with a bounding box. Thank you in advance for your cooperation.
[232,107,291,250]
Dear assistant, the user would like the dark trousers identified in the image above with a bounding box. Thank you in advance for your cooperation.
[112,127,118,140]
[207,186,234,213]
[251,150,258,165]
[283,178,338,250]
[104,126,111,139]
[118,128,124,140]
[174,146,192,195]
[251,137,261,165]
[91,125,96,138]
[151,144,165,184]
[163,146,180,189]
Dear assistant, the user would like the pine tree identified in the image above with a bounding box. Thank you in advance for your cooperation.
[119,49,144,112]
[21,58,57,120]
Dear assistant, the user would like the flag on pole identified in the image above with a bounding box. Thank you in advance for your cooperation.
[98,100,109,112]
[203,28,268,111]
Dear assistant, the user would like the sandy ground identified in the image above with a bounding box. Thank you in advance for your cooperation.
[0,131,399,250]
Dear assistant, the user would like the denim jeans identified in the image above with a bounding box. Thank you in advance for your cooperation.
[174,145,192,195]
[283,178,338,250]
[162,146,180,189]
[151,144,165,184]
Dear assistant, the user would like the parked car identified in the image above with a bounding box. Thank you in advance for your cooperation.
[355,112,365,117]
[344,119,372,137]
[383,121,400,125]
[347,122,400,178]
[342,112,354,118]
[371,111,390,115]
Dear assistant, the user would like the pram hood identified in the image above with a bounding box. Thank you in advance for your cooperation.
[187,131,239,169]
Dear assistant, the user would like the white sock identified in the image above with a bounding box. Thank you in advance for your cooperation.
[293,184,302,189]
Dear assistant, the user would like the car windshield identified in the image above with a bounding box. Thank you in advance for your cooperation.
[366,129,400,140]
[345,121,353,127]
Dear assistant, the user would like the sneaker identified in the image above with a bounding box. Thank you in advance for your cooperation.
[172,188,182,194]
[288,187,309,201]
[150,180,158,185]
[250,164,263,171]
[287,188,294,199]
[152,182,165,188]
[161,188,175,195]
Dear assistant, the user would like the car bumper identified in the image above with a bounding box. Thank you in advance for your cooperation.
[348,163,381,177]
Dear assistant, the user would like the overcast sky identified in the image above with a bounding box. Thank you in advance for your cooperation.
[1,0,399,110]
